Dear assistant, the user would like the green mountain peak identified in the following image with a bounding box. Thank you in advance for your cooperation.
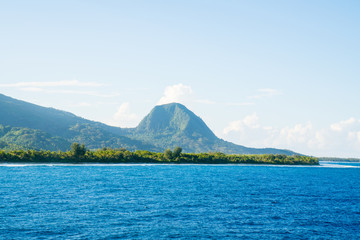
[136,103,217,141]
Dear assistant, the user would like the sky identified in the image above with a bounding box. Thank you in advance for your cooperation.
[1,0,359,158]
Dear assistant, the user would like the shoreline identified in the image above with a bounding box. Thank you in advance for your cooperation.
[0,148,319,165]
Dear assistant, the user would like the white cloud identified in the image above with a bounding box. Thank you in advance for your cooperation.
[223,113,260,134]
[109,103,139,128]
[249,88,281,99]
[157,84,219,106]
[243,113,260,128]
[20,87,43,92]
[223,120,244,134]
[157,84,193,105]
[279,122,314,145]
[74,102,92,107]
[195,99,216,105]
[0,80,105,88]
[222,115,360,157]
[19,87,120,98]
[330,117,356,132]
[51,90,120,98]
[226,102,255,106]
[259,88,281,94]
[3,80,117,97]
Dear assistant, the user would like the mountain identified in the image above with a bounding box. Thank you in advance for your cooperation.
[0,93,298,155]
[136,103,217,140]
[129,103,217,152]
[0,94,158,151]
[129,103,297,155]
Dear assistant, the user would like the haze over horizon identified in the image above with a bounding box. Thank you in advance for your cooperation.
[1,1,359,158]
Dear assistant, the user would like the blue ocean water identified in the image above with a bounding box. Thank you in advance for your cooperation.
[0,162,359,239]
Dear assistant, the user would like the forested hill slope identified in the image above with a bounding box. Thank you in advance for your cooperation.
[0,124,71,151]
[128,103,218,153]
[0,93,158,151]
[135,103,217,140]
[128,103,298,155]
[0,93,85,136]
[0,93,298,155]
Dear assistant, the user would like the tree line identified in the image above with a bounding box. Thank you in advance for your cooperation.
[0,143,319,165]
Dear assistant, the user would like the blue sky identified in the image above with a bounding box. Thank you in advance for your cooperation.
[1,1,359,157]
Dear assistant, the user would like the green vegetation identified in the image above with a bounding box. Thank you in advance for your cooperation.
[318,157,360,162]
[70,142,87,158]
[0,125,71,151]
[163,146,183,160]
[0,144,318,165]
[129,103,298,155]
[0,94,298,155]
[0,94,159,152]
[173,146,183,158]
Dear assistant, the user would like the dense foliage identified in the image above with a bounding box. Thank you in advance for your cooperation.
[0,144,318,165]
[0,125,71,151]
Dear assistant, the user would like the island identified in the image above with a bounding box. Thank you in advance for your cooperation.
[0,143,319,165]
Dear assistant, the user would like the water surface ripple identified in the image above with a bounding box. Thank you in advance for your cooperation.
[0,163,359,239]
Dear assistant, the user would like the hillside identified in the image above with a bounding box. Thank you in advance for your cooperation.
[0,93,298,155]
[0,124,71,151]
[0,94,158,151]
[128,103,297,155]
[130,103,217,152]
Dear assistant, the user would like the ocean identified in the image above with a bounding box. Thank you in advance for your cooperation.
[0,162,359,239]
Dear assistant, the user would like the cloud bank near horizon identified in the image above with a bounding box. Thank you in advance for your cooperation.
[222,114,360,158]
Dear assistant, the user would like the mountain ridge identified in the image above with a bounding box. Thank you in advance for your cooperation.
[0,93,298,155]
